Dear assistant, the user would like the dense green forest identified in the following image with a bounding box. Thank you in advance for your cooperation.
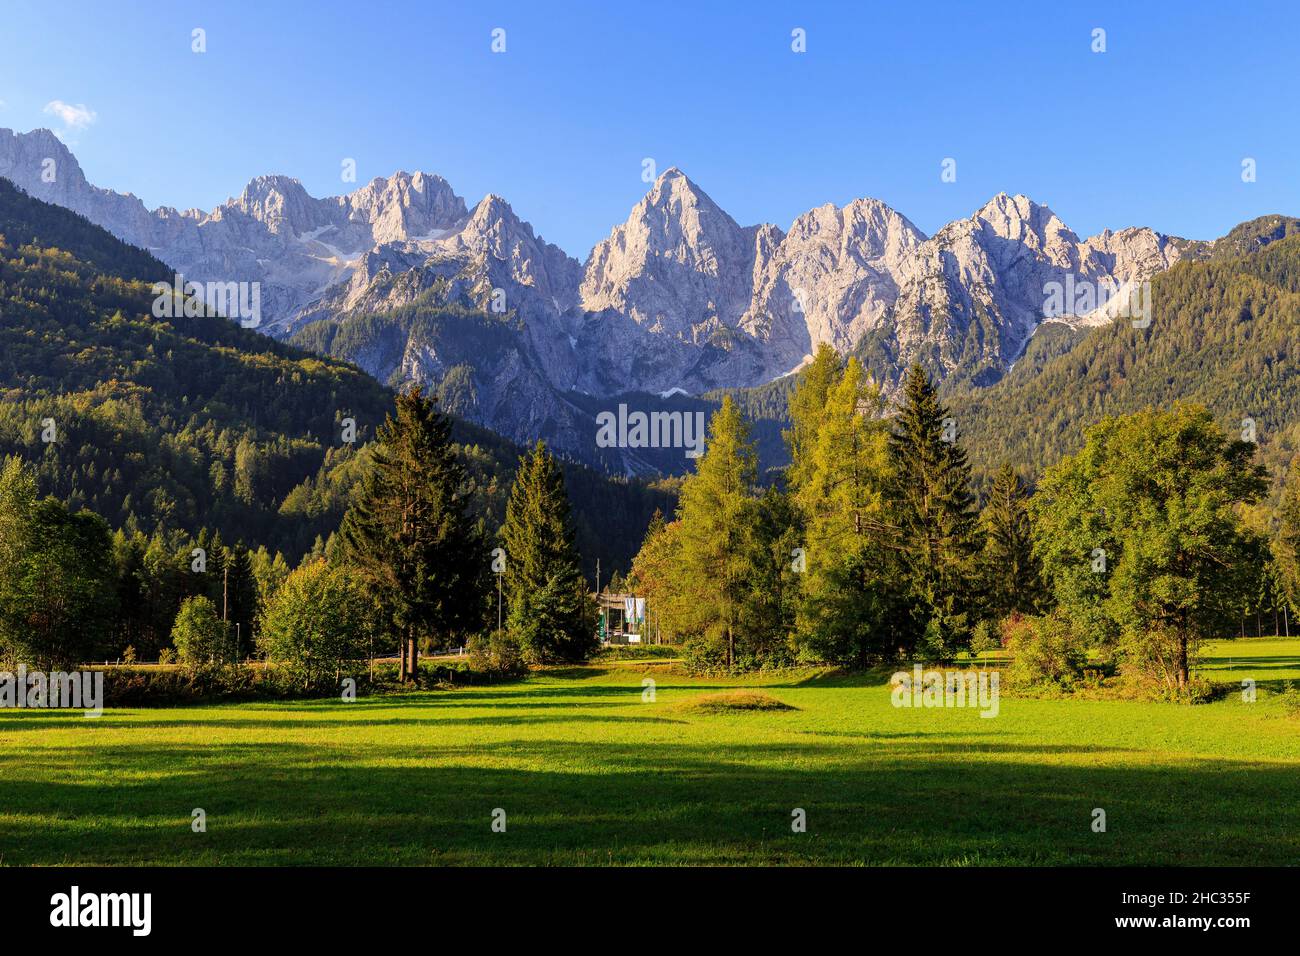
[954,222,1300,497]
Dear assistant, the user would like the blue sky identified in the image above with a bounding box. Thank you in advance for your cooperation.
[1,0,1296,258]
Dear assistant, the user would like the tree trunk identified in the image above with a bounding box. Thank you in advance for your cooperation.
[727,620,734,670]
[1176,633,1189,691]
[398,633,408,683]
[408,635,419,684]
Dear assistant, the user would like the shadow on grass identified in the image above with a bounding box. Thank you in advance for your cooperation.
[1,734,1297,866]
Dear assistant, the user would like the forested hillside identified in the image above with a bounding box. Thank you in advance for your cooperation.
[0,178,670,573]
[953,223,1300,493]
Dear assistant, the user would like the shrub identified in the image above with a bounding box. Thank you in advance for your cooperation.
[170,596,235,676]
[1002,612,1086,688]
[467,629,526,678]
[1278,680,1300,716]
[258,560,375,690]
[969,619,1001,655]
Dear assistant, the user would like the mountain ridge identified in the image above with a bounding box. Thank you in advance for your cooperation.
[2,126,1285,474]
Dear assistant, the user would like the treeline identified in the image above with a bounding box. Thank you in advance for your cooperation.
[631,345,1288,696]
[0,387,602,685]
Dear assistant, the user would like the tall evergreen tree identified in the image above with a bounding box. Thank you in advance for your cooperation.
[675,397,759,668]
[500,441,596,664]
[784,343,843,497]
[339,387,485,681]
[980,464,1044,620]
[886,364,981,657]
[792,357,899,664]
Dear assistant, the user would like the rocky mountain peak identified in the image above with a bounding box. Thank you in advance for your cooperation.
[347,170,467,242]
[579,168,765,337]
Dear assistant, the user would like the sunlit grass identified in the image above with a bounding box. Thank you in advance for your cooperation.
[1,639,1297,866]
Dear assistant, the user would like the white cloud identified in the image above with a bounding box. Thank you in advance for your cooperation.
[43,100,97,130]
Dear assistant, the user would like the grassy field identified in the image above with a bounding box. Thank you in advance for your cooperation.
[1,638,1298,866]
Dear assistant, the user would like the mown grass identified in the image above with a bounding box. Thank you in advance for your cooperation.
[1,638,1297,866]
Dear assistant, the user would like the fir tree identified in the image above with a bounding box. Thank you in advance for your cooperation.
[980,464,1044,620]
[339,387,485,681]
[500,441,597,663]
[886,364,981,658]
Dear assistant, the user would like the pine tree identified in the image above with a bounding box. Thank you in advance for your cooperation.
[339,387,485,682]
[500,441,596,663]
[980,464,1044,620]
[886,364,981,658]
[223,543,260,659]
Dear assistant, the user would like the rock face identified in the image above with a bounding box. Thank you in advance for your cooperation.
[857,194,1203,388]
[0,127,1213,470]
[740,198,926,376]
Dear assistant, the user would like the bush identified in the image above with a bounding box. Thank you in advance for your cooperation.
[1002,612,1086,688]
[258,560,375,690]
[1280,681,1300,717]
[100,663,379,707]
[170,596,234,676]
[467,629,526,678]
[969,619,1001,655]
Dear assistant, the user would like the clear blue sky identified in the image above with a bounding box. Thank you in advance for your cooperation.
[1,0,1296,258]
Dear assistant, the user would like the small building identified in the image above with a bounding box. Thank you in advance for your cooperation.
[596,592,655,645]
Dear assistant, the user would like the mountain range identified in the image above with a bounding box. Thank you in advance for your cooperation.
[0,126,1275,473]
[0,175,672,572]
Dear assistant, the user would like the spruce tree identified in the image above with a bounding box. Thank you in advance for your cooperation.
[886,364,981,658]
[500,441,596,663]
[980,464,1044,620]
[339,387,485,681]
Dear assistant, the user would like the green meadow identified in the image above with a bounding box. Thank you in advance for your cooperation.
[1,638,1297,866]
